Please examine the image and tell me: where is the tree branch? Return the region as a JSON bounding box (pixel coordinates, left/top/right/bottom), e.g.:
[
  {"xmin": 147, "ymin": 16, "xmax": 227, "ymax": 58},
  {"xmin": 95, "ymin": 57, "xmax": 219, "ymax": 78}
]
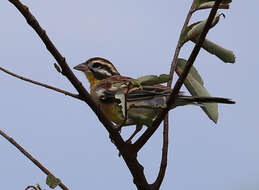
[
  {"xmin": 7, "ymin": 0, "xmax": 123, "ymax": 151},
  {"xmin": 152, "ymin": 3, "xmax": 196, "ymax": 188},
  {"xmin": 151, "ymin": 117, "xmax": 169, "ymax": 189},
  {"xmin": 0, "ymin": 129, "xmax": 69, "ymax": 190},
  {"xmin": 0, "ymin": 66, "xmax": 82, "ymax": 100},
  {"xmin": 8, "ymin": 0, "xmax": 149, "ymax": 189},
  {"xmin": 134, "ymin": 0, "xmax": 223, "ymax": 152},
  {"xmin": 168, "ymin": 1, "xmax": 195, "ymax": 87}
]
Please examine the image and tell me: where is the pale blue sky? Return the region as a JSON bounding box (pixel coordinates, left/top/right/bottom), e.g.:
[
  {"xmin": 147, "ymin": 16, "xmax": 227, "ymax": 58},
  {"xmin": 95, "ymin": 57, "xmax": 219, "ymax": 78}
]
[{"xmin": 1, "ymin": 1, "xmax": 258, "ymax": 190}]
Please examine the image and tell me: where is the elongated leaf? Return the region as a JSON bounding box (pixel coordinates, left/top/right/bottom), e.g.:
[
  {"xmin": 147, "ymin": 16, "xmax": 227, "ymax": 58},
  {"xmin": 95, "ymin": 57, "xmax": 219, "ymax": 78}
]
[
  {"xmin": 192, "ymin": 38, "xmax": 235, "ymax": 63},
  {"xmin": 197, "ymin": 1, "xmax": 230, "ymax": 10},
  {"xmin": 136, "ymin": 74, "xmax": 170, "ymax": 86},
  {"xmin": 194, "ymin": 0, "xmax": 232, "ymax": 9},
  {"xmin": 177, "ymin": 58, "xmax": 204, "ymax": 85},
  {"xmin": 176, "ymin": 59, "xmax": 218, "ymax": 123},
  {"xmin": 180, "ymin": 14, "xmax": 222, "ymax": 44}
]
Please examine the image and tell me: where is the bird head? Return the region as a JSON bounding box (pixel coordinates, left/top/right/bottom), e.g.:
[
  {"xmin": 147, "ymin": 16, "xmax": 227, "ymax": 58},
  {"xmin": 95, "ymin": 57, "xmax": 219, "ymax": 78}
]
[{"xmin": 74, "ymin": 57, "xmax": 120, "ymax": 89}]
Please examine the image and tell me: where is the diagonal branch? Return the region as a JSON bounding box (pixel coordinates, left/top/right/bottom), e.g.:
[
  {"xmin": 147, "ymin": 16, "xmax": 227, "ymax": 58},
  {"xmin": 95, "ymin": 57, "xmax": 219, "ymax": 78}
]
[
  {"xmin": 0, "ymin": 66, "xmax": 82, "ymax": 100},
  {"xmin": 8, "ymin": 0, "xmax": 149, "ymax": 189},
  {"xmin": 134, "ymin": 0, "xmax": 223, "ymax": 152},
  {"xmin": 168, "ymin": 1, "xmax": 196, "ymax": 87},
  {"xmin": 152, "ymin": 3, "xmax": 196, "ymax": 188},
  {"xmin": 8, "ymin": 0, "xmax": 122, "ymax": 148},
  {"xmin": 0, "ymin": 129, "xmax": 69, "ymax": 190}
]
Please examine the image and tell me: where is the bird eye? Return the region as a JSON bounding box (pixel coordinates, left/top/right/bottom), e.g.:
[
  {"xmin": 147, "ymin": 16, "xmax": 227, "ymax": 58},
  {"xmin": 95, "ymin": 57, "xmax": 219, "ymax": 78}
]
[{"xmin": 92, "ymin": 62, "xmax": 101, "ymax": 68}]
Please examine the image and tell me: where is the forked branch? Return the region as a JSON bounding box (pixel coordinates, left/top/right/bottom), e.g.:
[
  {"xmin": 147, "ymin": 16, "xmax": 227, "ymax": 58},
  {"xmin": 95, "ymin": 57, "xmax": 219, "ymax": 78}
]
[
  {"xmin": 7, "ymin": 0, "xmax": 123, "ymax": 148},
  {"xmin": 7, "ymin": 0, "xmax": 149, "ymax": 189},
  {"xmin": 154, "ymin": 2, "xmax": 196, "ymax": 187},
  {"xmin": 5, "ymin": 0, "xmax": 224, "ymax": 189},
  {"xmin": 134, "ymin": 0, "xmax": 224, "ymax": 153}
]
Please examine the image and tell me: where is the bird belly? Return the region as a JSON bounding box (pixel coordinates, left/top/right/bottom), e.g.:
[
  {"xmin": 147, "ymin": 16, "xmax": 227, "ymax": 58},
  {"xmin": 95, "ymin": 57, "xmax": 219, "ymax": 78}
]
[
  {"xmin": 100, "ymin": 103, "xmax": 125, "ymax": 124},
  {"xmin": 127, "ymin": 107, "xmax": 160, "ymax": 127},
  {"xmin": 100, "ymin": 103, "xmax": 161, "ymax": 127}
]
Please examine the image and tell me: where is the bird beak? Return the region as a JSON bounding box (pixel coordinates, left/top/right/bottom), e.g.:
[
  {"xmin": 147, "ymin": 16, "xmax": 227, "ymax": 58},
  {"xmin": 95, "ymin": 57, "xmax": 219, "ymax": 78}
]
[{"xmin": 73, "ymin": 63, "xmax": 88, "ymax": 71}]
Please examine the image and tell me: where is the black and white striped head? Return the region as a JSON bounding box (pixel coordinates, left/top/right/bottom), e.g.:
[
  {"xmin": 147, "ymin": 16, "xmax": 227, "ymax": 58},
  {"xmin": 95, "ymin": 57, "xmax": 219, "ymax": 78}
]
[{"xmin": 74, "ymin": 57, "xmax": 120, "ymax": 80}]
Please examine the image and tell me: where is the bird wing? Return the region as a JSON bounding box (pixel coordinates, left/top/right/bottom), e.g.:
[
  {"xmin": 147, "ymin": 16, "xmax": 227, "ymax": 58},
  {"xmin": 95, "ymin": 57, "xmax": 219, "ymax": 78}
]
[
  {"xmin": 125, "ymin": 85, "xmax": 172, "ymax": 109},
  {"xmin": 94, "ymin": 76, "xmax": 235, "ymax": 108},
  {"xmin": 127, "ymin": 85, "xmax": 171, "ymax": 101}
]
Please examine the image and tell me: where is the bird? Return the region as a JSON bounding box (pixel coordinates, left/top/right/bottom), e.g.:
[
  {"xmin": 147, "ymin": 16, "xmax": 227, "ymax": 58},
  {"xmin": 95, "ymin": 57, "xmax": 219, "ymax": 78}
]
[{"xmin": 74, "ymin": 57, "xmax": 235, "ymax": 142}]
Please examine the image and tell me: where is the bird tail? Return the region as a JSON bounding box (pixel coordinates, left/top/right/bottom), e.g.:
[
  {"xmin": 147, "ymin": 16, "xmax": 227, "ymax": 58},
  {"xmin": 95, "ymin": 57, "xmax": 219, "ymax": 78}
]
[{"xmin": 175, "ymin": 96, "xmax": 235, "ymax": 107}]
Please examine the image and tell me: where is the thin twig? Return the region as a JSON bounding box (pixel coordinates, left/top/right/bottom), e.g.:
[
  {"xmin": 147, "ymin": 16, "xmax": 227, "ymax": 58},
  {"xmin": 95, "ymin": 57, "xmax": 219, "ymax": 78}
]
[
  {"xmin": 152, "ymin": 117, "xmax": 169, "ymax": 189},
  {"xmin": 153, "ymin": 3, "xmax": 196, "ymax": 188},
  {"xmin": 0, "ymin": 66, "xmax": 82, "ymax": 100},
  {"xmin": 168, "ymin": 1, "xmax": 196, "ymax": 87},
  {"xmin": 0, "ymin": 129, "xmax": 69, "ymax": 190},
  {"xmin": 134, "ymin": 0, "xmax": 223, "ymax": 152}
]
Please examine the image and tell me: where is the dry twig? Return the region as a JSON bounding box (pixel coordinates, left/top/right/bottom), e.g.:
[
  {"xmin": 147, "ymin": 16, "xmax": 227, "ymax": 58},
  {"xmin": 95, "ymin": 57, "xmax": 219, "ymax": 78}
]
[
  {"xmin": 0, "ymin": 129, "xmax": 69, "ymax": 190},
  {"xmin": 0, "ymin": 66, "xmax": 82, "ymax": 100}
]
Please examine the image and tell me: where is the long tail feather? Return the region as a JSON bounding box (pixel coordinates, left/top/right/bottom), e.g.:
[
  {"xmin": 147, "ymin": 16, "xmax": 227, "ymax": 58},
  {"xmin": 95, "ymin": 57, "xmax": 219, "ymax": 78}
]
[{"xmin": 177, "ymin": 96, "xmax": 235, "ymax": 104}]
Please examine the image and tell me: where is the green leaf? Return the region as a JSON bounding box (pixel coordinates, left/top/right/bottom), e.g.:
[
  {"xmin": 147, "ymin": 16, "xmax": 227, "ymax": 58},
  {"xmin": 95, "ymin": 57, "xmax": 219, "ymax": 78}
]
[
  {"xmin": 194, "ymin": 0, "xmax": 232, "ymax": 10},
  {"xmin": 197, "ymin": 1, "xmax": 230, "ymax": 10},
  {"xmin": 176, "ymin": 59, "xmax": 218, "ymax": 123},
  {"xmin": 54, "ymin": 63, "xmax": 62, "ymax": 73},
  {"xmin": 46, "ymin": 175, "xmax": 61, "ymax": 189},
  {"xmin": 180, "ymin": 14, "xmax": 222, "ymax": 44},
  {"xmin": 177, "ymin": 58, "xmax": 204, "ymax": 85},
  {"xmin": 192, "ymin": 38, "xmax": 235, "ymax": 63},
  {"xmin": 136, "ymin": 74, "xmax": 170, "ymax": 86}
]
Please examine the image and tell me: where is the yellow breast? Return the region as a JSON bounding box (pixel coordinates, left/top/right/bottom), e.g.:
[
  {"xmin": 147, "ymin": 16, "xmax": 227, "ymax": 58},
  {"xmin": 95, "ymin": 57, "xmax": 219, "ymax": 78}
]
[
  {"xmin": 86, "ymin": 73, "xmax": 124, "ymax": 124},
  {"xmin": 85, "ymin": 72, "xmax": 99, "ymax": 92},
  {"xmin": 100, "ymin": 103, "xmax": 124, "ymax": 124}
]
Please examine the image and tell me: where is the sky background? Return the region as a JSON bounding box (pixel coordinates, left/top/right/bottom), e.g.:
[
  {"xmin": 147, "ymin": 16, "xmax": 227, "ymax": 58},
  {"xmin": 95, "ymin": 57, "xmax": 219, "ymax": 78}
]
[{"xmin": 0, "ymin": 1, "xmax": 258, "ymax": 190}]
